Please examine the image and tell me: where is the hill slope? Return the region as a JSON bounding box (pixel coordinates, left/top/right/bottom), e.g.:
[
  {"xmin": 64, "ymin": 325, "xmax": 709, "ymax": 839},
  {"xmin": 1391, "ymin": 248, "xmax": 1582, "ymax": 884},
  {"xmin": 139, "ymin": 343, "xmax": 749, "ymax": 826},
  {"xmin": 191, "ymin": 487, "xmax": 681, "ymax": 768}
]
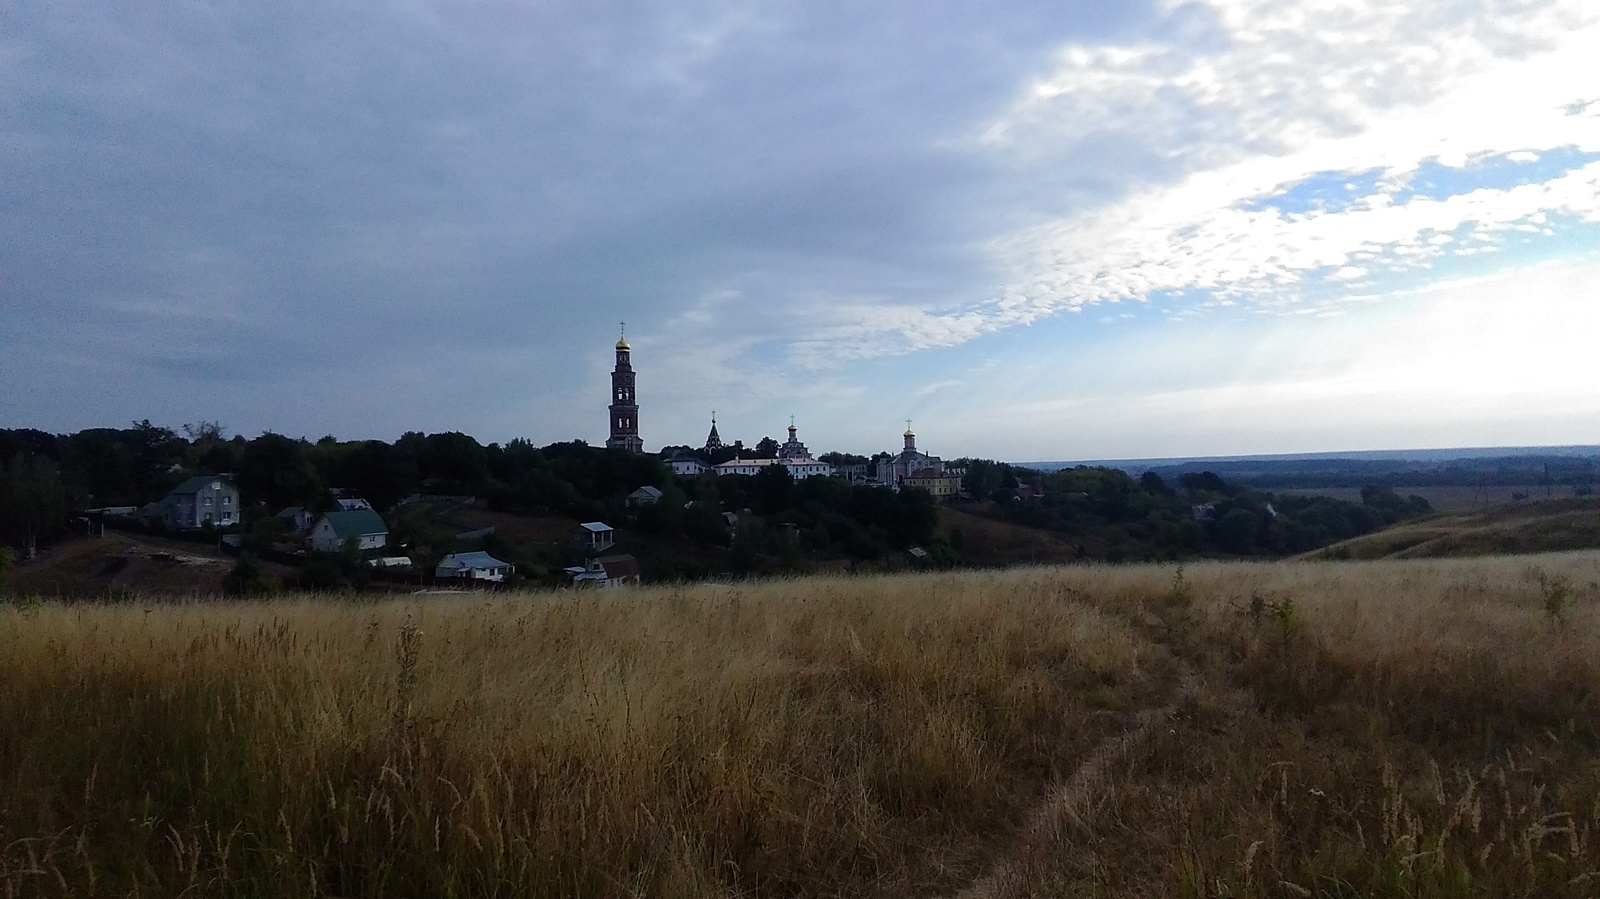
[{"xmin": 1305, "ymin": 497, "xmax": 1600, "ymax": 560}]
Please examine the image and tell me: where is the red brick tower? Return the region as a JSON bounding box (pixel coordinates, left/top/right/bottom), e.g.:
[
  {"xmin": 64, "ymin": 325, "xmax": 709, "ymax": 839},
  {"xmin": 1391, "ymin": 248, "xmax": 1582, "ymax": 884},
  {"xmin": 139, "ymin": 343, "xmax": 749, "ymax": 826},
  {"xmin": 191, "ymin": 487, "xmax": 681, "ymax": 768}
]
[{"xmin": 605, "ymin": 325, "xmax": 643, "ymax": 453}]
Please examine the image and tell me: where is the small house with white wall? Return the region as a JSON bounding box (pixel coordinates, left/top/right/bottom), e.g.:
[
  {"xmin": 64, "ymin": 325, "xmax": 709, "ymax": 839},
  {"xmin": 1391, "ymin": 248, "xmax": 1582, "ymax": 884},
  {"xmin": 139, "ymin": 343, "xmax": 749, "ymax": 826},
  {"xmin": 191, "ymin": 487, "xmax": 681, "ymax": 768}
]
[
  {"xmin": 666, "ymin": 450, "xmax": 708, "ymax": 477},
  {"xmin": 310, "ymin": 509, "xmax": 389, "ymax": 553},
  {"xmin": 435, "ymin": 551, "xmax": 514, "ymax": 582},
  {"xmin": 570, "ymin": 554, "xmax": 641, "ymax": 588}
]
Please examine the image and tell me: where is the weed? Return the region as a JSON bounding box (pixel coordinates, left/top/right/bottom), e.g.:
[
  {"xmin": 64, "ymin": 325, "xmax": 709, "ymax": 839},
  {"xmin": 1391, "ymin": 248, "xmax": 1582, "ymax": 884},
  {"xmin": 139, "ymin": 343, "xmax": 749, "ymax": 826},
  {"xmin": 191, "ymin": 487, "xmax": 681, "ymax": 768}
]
[{"xmin": 1537, "ymin": 571, "xmax": 1573, "ymax": 625}]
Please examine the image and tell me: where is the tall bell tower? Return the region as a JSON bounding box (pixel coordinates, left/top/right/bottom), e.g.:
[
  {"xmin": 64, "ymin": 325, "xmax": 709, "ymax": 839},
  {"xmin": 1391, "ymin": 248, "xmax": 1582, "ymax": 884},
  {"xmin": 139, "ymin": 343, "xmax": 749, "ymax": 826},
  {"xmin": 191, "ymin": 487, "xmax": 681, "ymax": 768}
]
[{"xmin": 605, "ymin": 324, "xmax": 644, "ymax": 453}]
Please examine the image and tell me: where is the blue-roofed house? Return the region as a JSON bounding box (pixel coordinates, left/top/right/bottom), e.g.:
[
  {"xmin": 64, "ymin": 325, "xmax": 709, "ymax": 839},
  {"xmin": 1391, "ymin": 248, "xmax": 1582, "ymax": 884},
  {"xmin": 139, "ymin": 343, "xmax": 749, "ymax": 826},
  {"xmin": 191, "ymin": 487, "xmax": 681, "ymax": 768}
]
[
  {"xmin": 434, "ymin": 551, "xmax": 515, "ymax": 582},
  {"xmin": 310, "ymin": 508, "xmax": 389, "ymax": 553}
]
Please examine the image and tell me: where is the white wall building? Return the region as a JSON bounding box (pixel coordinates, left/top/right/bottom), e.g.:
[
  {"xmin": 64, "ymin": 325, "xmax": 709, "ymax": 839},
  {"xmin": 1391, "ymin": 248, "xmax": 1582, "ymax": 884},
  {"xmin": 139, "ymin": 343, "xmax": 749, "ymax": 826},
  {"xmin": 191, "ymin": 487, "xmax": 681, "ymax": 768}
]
[
  {"xmin": 435, "ymin": 551, "xmax": 514, "ymax": 582},
  {"xmin": 310, "ymin": 509, "xmax": 389, "ymax": 553}
]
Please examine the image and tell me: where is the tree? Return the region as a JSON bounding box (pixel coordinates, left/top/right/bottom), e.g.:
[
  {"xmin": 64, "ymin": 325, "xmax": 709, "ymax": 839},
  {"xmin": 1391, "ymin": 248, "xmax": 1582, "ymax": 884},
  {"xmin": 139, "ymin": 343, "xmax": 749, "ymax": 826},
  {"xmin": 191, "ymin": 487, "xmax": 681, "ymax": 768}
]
[
  {"xmin": 237, "ymin": 433, "xmax": 323, "ymax": 510},
  {"xmin": 1214, "ymin": 508, "xmax": 1260, "ymax": 555},
  {"xmin": 1179, "ymin": 471, "xmax": 1229, "ymax": 495},
  {"xmin": 0, "ymin": 453, "xmax": 69, "ymax": 549},
  {"xmin": 127, "ymin": 420, "xmax": 185, "ymax": 496},
  {"xmin": 224, "ymin": 552, "xmax": 273, "ymax": 596},
  {"xmin": 751, "ymin": 463, "xmax": 795, "ymax": 515},
  {"xmin": 332, "ymin": 440, "xmax": 418, "ymax": 511},
  {"xmin": 420, "ymin": 432, "xmax": 489, "ymax": 487},
  {"xmin": 959, "ymin": 458, "xmax": 1012, "ymax": 499},
  {"xmin": 753, "ymin": 436, "xmax": 780, "ymax": 459},
  {"xmin": 1139, "ymin": 471, "xmax": 1173, "ymax": 495}
]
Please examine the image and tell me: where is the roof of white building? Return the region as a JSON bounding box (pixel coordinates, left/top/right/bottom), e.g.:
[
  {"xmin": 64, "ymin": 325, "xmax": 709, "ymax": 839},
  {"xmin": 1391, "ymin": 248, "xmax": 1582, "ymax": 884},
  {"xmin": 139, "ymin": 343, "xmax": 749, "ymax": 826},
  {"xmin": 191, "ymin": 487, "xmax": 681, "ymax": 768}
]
[{"xmin": 437, "ymin": 551, "xmax": 511, "ymax": 571}]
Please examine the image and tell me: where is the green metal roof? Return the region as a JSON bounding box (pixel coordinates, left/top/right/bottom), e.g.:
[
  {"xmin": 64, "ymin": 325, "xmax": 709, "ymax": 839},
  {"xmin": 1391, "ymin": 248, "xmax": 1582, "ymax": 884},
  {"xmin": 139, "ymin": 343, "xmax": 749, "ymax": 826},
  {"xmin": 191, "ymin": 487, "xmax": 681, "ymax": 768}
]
[{"xmin": 320, "ymin": 508, "xmax": 387, "ymax": 537}]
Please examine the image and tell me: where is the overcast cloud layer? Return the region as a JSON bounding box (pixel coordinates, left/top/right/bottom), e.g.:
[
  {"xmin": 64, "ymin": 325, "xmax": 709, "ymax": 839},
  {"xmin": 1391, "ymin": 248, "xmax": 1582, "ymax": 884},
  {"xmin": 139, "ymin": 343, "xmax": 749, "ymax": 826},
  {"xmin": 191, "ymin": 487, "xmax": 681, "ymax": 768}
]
[{"xmin": 3, "ymin": 1, "xmax": 1597, "ymax": 460}]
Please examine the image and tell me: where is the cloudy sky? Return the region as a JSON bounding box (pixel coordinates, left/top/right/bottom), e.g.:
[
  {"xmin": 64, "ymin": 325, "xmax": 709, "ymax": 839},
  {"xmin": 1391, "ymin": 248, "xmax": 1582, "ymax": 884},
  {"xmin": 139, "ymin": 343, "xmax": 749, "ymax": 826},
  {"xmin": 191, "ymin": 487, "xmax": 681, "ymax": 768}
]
[{"xmin": 4, "ymin": 1, "xmax": 1598, "ymax": 461}]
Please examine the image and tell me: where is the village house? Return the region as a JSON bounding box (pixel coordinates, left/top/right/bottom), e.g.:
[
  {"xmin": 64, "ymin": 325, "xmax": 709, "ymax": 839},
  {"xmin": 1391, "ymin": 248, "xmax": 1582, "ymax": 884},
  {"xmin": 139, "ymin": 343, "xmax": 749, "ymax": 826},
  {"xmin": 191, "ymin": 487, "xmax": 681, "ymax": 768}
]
[
  {"xmin": 665, "ymin": 449, "xmax": 709, "ymax": 477},
  {"xmin": 435, "ymin": 551, "xmax": 514, "ymax": 582},
  {"xmin": 902, "ymin": 466, "xmax": 964, "ymax": 500},
  {"xmin": 275, "ymin": 505, "xmax": 314, "ymax": 535},
  {"xmin": 568, "ymin": 553, "xmax": 641, "ymax": 588},
  {"xmin": 309, "ymin": 508, "xmax": 389, "ymax": 553},
  {"xmin": 141, "ymin": 477, "xmax": 240, "ymax": 530},
  {"xmin": 626, "ymin": 486, "xmax": 664, "ymax": 507}
]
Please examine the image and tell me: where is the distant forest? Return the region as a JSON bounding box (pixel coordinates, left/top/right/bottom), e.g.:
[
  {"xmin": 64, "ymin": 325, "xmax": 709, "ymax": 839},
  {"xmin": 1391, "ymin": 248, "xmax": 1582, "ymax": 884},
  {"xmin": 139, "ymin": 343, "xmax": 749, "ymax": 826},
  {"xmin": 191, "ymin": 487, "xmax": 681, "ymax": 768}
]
[
  {"xmin": 2, "ymin": 422, "xmax": 1448, "ymax": 580},
  {"xmin": 1079, "ymin": 452, "xmax": 1600, "ymax": 491}
]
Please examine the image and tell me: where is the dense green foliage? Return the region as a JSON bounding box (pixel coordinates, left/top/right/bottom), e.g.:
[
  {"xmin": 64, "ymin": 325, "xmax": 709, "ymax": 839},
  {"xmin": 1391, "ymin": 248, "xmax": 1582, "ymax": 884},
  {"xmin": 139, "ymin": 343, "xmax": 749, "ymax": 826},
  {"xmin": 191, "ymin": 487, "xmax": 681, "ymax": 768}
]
[
  {"xmin": 956, "ymin": 459, "xmax": 1433, "ymax": 560},
  {"xmin": 2, "ymin": 425, "xmax": 1430, "ymax": 577}
]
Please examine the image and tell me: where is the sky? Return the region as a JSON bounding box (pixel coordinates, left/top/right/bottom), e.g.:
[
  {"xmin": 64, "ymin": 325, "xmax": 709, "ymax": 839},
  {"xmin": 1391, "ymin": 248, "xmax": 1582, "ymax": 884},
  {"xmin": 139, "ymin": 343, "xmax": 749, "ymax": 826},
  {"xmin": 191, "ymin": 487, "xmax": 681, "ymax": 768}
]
[{"xmin": 3, "ymin": 0, "xmax": 1598, "ymax": 462}]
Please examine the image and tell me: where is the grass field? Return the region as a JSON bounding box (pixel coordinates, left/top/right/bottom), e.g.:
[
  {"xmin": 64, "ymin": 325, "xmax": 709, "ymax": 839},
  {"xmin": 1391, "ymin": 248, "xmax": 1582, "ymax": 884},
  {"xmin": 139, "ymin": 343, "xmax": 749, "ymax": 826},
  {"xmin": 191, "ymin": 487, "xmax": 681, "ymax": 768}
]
[
  {"xmin": 1307, "ymin": 497, "xmax": 1600, "ymax": 560},
  {"xmin": 3, "ymin": 555, "xmax": 1599, "ymax": 896}
]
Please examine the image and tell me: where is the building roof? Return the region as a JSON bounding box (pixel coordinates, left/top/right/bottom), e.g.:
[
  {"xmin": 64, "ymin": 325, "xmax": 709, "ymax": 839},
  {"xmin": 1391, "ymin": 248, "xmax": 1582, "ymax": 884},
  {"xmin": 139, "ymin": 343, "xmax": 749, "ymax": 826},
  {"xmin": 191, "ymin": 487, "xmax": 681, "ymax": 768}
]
[
  {"xmin": 628, "ymin": 486, "xmax": 664, "ymax": 499},
  {"xmin": 437, "ymin": 551, "xmax": 511, "ymax": 570},
  {"xmin": 593, "ymin": 554, "xmax": 641, "ymax": 580},
  {"xmin": 319, "ymin": 508, "xmax": 388, "ymax": 538},
  {"xmin": 579, "ymin": 521, "xmax": 614, "ymax": 533},
  {"xmin": 168, "ymin": 476, "xmax": 233, "ymax": 496}
]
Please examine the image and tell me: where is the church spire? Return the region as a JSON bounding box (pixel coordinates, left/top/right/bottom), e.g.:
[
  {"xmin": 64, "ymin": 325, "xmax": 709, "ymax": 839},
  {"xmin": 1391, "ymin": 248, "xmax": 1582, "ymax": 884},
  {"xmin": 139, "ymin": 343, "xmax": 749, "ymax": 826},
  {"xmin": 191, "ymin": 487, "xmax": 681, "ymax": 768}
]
[{"xmin": 704, "ymin": 411, "xmax": 723, "ymax": 451}]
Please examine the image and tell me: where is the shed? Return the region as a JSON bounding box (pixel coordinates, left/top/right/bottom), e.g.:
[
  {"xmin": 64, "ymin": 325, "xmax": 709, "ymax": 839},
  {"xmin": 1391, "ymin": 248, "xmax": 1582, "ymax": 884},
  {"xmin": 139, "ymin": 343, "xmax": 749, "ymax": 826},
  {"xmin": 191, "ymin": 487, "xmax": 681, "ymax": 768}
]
[{"xmin": 574, "ymin": 521, "xmax": 615, "ymax": 552}]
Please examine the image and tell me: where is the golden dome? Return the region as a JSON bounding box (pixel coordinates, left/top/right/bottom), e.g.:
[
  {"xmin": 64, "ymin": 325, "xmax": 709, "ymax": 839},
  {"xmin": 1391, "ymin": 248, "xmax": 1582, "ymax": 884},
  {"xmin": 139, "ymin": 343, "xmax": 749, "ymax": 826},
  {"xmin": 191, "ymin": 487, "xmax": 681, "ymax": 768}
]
[
  {"xmin": 615, "ymin": 336, "xmax": 630, "ymax": 351},
  {"xmin": 903, "ymin": 429, "xmax": 915, "ymax": 439}
]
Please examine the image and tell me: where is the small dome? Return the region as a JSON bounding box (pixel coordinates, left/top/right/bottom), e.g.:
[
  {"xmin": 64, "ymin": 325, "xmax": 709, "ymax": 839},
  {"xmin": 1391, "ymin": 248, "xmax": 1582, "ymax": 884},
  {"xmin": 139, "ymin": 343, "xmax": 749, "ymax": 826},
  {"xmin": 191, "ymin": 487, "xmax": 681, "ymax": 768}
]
[
  {"xmin": 615, "ymin": 337, "xmax": 631, "ymax": 351},
  {"xmin": 903, "ymin": 428, "xmax": 915, "ymax": 439}
]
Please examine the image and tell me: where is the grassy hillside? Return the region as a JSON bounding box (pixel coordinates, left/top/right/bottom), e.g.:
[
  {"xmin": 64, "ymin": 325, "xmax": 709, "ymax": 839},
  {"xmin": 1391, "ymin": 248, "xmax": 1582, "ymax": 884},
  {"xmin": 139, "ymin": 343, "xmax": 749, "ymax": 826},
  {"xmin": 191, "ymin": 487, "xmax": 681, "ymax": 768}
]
[
  {"xmin": 3, "ymin": 531, "xmax": 298, "ymax": 599},
  {"xmin": 3, "ymin": 555, "xmax": 1599, "ymax": 896},
  {"xmin": 1306, "ymin": 497, "xmax": 1600, "ymax": 560}
]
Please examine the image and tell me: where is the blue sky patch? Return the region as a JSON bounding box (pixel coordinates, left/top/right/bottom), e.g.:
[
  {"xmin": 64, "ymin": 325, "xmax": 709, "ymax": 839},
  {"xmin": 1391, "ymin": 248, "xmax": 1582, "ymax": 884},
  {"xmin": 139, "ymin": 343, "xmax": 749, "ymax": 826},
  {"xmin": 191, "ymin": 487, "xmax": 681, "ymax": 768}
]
[
  {"xmin": 1393, "ymin": 147, "xmax": 1599, "ymax": 203},
  {"xmin": 1242, "ymin": 168, "xmax": 1387, "ymax": 215}
]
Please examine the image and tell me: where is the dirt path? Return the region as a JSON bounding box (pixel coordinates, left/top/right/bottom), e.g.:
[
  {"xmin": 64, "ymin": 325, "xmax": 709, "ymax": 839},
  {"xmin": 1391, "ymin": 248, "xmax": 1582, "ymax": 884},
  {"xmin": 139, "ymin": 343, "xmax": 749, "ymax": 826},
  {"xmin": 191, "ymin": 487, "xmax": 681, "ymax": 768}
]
[
  {"xmin": 949, "ymin": 592, "xmax": 1255, "ymax": 899},
  {"xmin": 950, "ymin": 664, "xmax": 1201, "ymax": 899}
]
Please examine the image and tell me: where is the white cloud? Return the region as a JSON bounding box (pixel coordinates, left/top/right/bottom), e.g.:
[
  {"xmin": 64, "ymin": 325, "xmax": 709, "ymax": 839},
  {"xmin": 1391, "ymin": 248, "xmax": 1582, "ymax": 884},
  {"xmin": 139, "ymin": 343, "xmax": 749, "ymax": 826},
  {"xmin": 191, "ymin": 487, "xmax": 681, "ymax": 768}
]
[{"xmin": 844, "ymin": 0, "xmax": 1600, "ymax": 353}]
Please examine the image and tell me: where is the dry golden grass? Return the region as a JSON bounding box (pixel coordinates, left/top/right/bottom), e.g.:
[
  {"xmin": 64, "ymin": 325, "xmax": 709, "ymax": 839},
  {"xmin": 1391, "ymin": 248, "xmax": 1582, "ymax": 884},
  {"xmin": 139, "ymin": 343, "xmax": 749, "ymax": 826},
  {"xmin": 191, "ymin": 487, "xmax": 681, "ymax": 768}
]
[
  {"xmin": 1306, "ymin": 497, "xmax": 1600, "ymax": 560},
  {"xmin": 3, "ymin": 555, "xmax": 1599, "ymax": 896},
  {"xmin": 0, "ymin": 572, "xmax": 1157, "ymax": 897}
]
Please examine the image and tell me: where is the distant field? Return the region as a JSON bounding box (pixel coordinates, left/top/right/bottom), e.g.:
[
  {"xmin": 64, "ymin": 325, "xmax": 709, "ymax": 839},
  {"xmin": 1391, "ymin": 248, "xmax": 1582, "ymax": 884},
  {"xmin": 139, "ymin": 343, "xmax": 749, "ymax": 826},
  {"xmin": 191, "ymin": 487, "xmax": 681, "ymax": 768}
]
[
  {"xmin": 5, "ymin": 555, "xmax": 1600, "ymax": 896},
  {"xmin": 1278, "ymin": 483, "xmax": 1587, "ymax": 512}
]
